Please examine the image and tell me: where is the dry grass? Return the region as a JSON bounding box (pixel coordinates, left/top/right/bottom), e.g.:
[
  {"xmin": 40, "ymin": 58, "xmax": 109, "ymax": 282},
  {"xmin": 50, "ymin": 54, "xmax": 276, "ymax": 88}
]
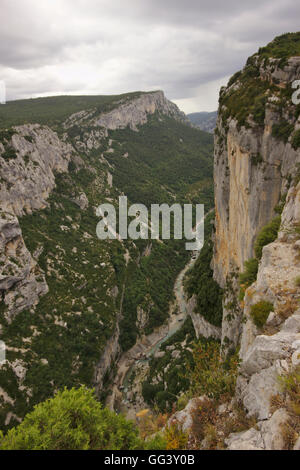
[
  {"xmin": 187, "ymin": 398, "xmax": 257, "ymax": 450},
  {"xmin": 277, "ymin": 297, "xmax": 299, "ymax": 321},
  {"xmin": 137, "ymin": 410, "xmax": 169, "ymax": 440}
]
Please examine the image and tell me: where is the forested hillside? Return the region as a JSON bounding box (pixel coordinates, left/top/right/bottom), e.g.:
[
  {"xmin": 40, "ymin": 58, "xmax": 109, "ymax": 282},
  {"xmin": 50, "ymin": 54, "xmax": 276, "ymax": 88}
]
[{"xmin": 0, "ymin": 91, "xmax": 214, "ymax": 430}]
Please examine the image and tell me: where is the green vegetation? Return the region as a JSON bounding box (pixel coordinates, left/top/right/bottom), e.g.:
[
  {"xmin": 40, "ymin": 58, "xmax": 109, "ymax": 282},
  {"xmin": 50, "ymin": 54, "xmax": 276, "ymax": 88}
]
[
  {"xmin": 120, "ymin": 240, "xmax": 188, "ymax": 350},
  {"xmin": 0, "ymin": 95, "xmax": 215, "ymax": 431},
  {"xmin": 220, "ymin": 69, "xmax": 271, "ymax": 128},
  {"xmin": 251, "ymin": 152, "xmax": 263, "ymax": 166},
  {"xmin": 0, "ymin": 128, "xmax": 18, "ymax": 160},
  {"xmin": 141, "ymin": 316, "xmax": 238, "ymax": 413},
  {"xmin": 292, "ymin": 129, "xmax": 300, "ymax": 150},
  {"xmin": 276, "ymin": 366, "xmax": 300, "ymax": 449},
  {"xmin": 0, "ymin": 129, "xmax": 16, "ymax": 142},
  {"xmin": 0, "ymin": 92, "xmax": 148, "ymax": 129},
  {"xmin": 239, "ymin": 258, "xmax": 259, "ymax": 300},
  {"xmin": 254, "ymin": 215, "xmax": 281, "ymax": 259},
  {"xmin": 184, "ymin": 212, "xmax": 223, "ymax": 327},
  {"xmin": 220, "ymin": 33, "xmax": 300, "ymax": 130},
  {"xmin": 250, "ymin": 300, "xmax": 274, "ymax": 328},
  {"xmin": 239, "ymin": 215, "xmax": 281, "ymax": 300},
  {"xmin": 1, "ymin": 146, "xmax": 18, "ymax": 160},
  {"xmin": 103, "ymin": 114, "xmax": 214, "ymax": 207},
  {"xmin": 272, "ymin": 121, "xmax": 294, "ymax": 143},
  {"xmin": 188, "ymin": 341, "xmax": 239, "ymax": 401},
  {"xmin": 257, "ymin": 32, "xmax": 300, "ymax": 63},
  {"xmin": 0, "ymin": 387, "xmax": 141, "ymax": 450}
]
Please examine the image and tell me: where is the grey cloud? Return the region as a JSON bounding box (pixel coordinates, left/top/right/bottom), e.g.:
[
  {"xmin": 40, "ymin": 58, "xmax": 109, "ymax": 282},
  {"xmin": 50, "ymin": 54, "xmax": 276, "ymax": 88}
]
[{"xmin": 0, "ymin": 0, "xmax": 299, "ymax": 112}]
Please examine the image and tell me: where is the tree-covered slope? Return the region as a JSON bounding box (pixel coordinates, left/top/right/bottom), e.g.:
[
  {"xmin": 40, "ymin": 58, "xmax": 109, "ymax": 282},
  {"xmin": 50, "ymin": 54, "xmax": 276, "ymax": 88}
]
[{"xmin": 0, "ymin": 91, "xmax": 214, "ymax": 430}]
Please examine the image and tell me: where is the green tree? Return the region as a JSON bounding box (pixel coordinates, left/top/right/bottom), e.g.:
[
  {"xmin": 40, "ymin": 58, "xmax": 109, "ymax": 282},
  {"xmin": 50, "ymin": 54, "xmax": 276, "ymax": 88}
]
[{"xmin": 0, "ymin": 387, "xmax": 141, "ymax": 450}]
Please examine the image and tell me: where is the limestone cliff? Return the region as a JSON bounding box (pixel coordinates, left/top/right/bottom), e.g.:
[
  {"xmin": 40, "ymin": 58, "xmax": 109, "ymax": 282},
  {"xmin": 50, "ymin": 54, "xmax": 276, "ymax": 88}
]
[
  {"xmin": 213, "ymin": 44, "xmax": 300, "ymax": 348},
  {"xmin": 64, "ymin": 90, "xmax": 188, "ymax": 132},
  {"xmin": 213, "ymin": 33, "xmax": 300, "ymax": 449}
]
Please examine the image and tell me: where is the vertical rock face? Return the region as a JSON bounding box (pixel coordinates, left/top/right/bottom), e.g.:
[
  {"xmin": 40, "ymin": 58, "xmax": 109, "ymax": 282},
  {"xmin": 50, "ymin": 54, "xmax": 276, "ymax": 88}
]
[
  {"xmin": 213, "ymin": 48, "xmax": 300, "ymax": 348},
  {"xmin": 212, "ymin": 34, "xmax": 300, "ymax": 448}
]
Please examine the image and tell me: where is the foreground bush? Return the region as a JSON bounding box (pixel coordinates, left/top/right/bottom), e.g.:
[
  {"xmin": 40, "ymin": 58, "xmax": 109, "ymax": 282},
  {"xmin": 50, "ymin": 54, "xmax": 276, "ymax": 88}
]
[{"xmin": 0, "ymin": 387, "xmax": 141, "ymax": 450}]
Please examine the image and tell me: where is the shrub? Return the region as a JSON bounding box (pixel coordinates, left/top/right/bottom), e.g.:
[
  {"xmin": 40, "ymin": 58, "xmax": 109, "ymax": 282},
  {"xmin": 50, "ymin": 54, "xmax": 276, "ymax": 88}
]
[
  {"xmin": 272, "ymin": 121, "xmax": 294, "ymax": 143},
  {"xmin": 190, "ymin": 397, "xmax": 218, "ymax": 445},
  {"xmin": 188, "ymin": 341, "xmax": 239, "ymax": 401},
  {"xmin": 292, "ymin": 129, "xmax": 300, "ymax": 150},
  {"xmin": 254, "ymin": 215, "xmax": 281, "ymax": 259},
  {"xmin": 250, "ymin": 300, "xmax": 274, "ymax": 328},
  {"xmin": 251, "ymin": 153, "xmax": 263, "ymax": 166},
  {"xmin": 1, "ymin": 146, "xmax": 18, "ymax": 160},
  {"xmin": 164, "ymin": 424, "xmax": 188, "ymax": 450},
  {"xmin": 0, "ymin": 129, "xmax": 15, "ymax": 142},
  {"xmin": 239, "ymin": 258, "xmax": 259, "ymax": 294},
  {"xmin": 184, "ymin": 238, "xmax": 223, "ymax": 327},
  {"xmin": 0, "ymin": 387, "xmax": 141, "ymax": 450},
  {"xmin": 239, "ymin": 216, "xmax": 281, "ymax": 299},
  {"xmin": 143, "ymin": 433, "xmax": 167, "ymax": 450},
  {"xmin": 276, "ymin": 366, "xmax": 300, "ymax": 449}
]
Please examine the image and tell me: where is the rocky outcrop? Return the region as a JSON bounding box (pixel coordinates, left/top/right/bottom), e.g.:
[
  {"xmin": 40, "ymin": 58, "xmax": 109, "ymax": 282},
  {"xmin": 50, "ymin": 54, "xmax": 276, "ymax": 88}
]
[
  {"xmin": 235, "ymin": 181, "xmax": 300, "ymax": 419},
  {"xmin": 94, "ymin": 324, "xmax": 121, "ymax": 394},
  {"xmin": 186, "ymin": 295, "xmax": 221, "ymax": 340},
  {"xmin": 0, "ymin": 124, "xmax": 72, "ymax": 216},
  {"xmin": 0, "ymin": 124, "xmax": 73, "ymax": 320},
  {"xmin": 0, "ymin": 212, "xmax": 48, "ymax": 321},
  {"xmin": 226, "ymin": 408, "xmax": 290, "ymax": 450},
  {"xmin": 64, "ymin": 91, "xmax": 188, "ymax": 132}
]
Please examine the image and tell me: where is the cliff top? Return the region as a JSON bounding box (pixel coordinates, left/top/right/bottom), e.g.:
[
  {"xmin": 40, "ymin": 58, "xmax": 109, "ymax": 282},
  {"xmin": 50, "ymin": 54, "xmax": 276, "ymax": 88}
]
[
  {"xmin": 257, "ymin": 32, "xmax": 300, "ymax": 61},
  {"xmin": 0, "ymin": 90, "xmax": 164, "ymax": 129},
  {"xmin": 219, "ymin": 32, "xmax": 300, "ymax": 130}
]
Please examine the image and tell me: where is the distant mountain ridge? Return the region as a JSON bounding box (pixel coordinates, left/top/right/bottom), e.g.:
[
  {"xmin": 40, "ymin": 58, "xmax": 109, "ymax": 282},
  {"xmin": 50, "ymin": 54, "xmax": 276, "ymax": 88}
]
[{"xmin": 187, "ymin": 111, "xmax": 217, "ymax": 133}]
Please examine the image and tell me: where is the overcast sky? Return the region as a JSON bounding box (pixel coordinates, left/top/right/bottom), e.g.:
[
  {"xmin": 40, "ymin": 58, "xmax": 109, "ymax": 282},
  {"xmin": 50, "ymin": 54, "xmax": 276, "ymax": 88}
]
[{"xmin": 1, "ymin": 0, "xmax": 300, "ymax": 113}]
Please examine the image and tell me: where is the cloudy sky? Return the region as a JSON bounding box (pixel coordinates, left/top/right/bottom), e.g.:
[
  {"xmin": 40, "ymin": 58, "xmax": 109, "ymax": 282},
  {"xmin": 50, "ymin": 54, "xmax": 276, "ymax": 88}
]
[{"xmin": 1, "ymin": 0, "xmax": 300, "ymax": 113}]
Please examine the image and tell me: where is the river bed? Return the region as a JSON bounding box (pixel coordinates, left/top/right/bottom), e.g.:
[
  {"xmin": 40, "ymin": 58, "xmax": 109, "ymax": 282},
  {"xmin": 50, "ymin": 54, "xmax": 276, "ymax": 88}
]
[{"xmin": 106, "ymin": 248, "xmax": 200, "ymax": 418}]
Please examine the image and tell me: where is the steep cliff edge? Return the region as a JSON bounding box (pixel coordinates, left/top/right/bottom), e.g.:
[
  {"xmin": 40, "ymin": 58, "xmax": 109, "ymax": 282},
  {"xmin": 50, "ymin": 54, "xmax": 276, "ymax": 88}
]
[
  {"xmin": 213, "ymin": 33, "xmax": 300, "ymax": 349},
  {"xmin": 164, "ymin": 34, "xmax": 300, "ymax": 451},
  {"xmin": 213, "ymin": 33, "xmax": 300, "ymax": 449}
]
